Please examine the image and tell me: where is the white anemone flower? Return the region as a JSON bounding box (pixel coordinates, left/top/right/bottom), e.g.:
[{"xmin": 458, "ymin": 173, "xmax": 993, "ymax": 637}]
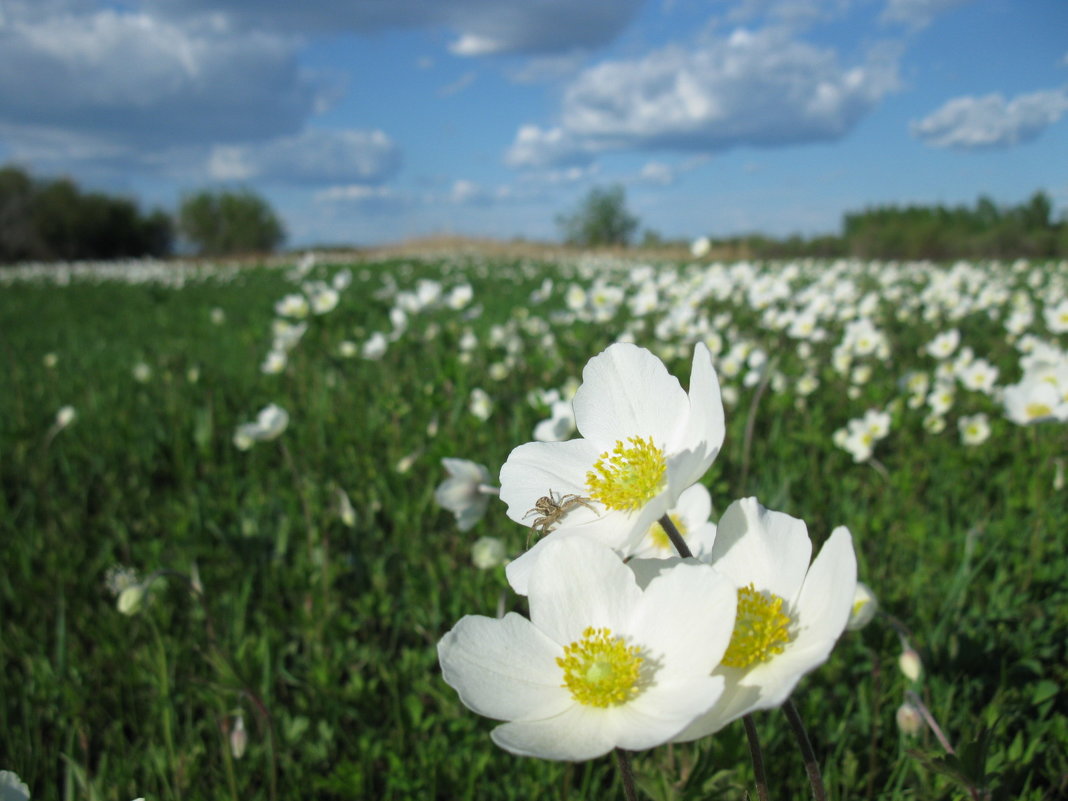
[
  {"xmin": 435, "ymin": 458, "xmax": 496, "ymax": 531},
  {"xmin": 628, "ymin": 483, "xmax": 718, "ymax": 561},
  {"xmin": 438, "ymin": 537, "xmax": 737, "ymax": 761},
  {"xmin": 500, "ymin": 343, "xmax": 724, "ymax": 589},
  {"xmin": 647, "ymin": 497, "xmax": 856, "ymax": 741},
  {"xmin": 0, "ymin": 770, "xmax": 30, "ymax": 801}
]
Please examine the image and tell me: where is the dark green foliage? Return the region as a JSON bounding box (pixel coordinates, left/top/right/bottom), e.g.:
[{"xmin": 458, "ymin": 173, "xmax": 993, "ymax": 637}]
[
  {"xmin": 0, "ymin": 165, "xmax": 173, "ymax": 263},
  {"xmin": 557, "ymin": 184, "xmax": 640, "ymax": 247},
  {"xmin": 178, "ymin": 188, "xmax": 285, "ymax": 256},
  {"xmin": 699, "ymin": 191, "xmax": 1067, "ymax": 260}
]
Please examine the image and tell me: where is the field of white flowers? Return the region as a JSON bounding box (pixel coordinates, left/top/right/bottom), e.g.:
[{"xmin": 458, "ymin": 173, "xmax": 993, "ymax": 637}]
[{"xmin": 2, "ymin": 251, "xmax": 1065, "ymax": 800}]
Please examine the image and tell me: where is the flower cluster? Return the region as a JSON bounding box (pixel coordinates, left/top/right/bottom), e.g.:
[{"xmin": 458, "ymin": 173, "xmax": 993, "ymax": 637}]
[{"xmin": 438, "ymin": 343, "xmax": 857, "ymax": 762}]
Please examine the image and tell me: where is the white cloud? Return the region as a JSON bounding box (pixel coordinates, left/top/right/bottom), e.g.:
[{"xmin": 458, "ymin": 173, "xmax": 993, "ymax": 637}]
[
  {"xmin": 207, "ymin": 129, "xmax": 401, "ymax": 185},
  {"xmin": 505, "ymin": 125, "xmax": 598, "ymax": 168},
  {"xmin": 0, "ymin": 8, "xmax": 322, "ymax": 148},
  {"xmin": 506, "ymin": 27, "xmax": 900, "ymax": 166},
  {"xmin": 638, "ymin": 161, "xmax": 677, "ymax": 186},
  {"xmin": 880, "ymin": 0, "xmax": 974, "ymax": 30},
  {"xmin": 151, "ymin": 0, "xmax": 644, "ymax": 56},
  {"xmin": 911, "ymin": 88, "xmax": 1068, "ymax": 149}
]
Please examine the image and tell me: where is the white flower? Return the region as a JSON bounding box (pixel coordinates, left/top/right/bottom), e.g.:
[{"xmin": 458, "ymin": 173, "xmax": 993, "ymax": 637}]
[
  {"xmin": 55, "ymin": 405, "xmax": 76, "ymax": 430},
  {"xmin": 261, "ymin": 350, "xmax": 287, "ymax": 375},
  {"xmin": 275, "ymin": 293, "xmax": 309, "ymax": 319},
  {"xmin": 438, "ymin": 537, "xmax": 737, "ymax": 761},
  {"xmin": 847, "ymin": 582, "xmax": 878, "ymax": 631},
  {"xmin": 925, "ymin": 328, "xmax": 960, "ymax": 359},
  {"xmin": 132, "ymin": 362, "xmax": 152, "ymax": 383},
  {"xmin": 469, "ymin": 388, "xmax": 493, "ymax": 421},
  {"xmin": 500, "ymin": 343, "xmax": 724, "ymax": 574},
  {"xmin": 1003, "ymin": 362, "xmax": 1068, "ymax": 424},
  {"xmin": 533, "ymin": 400, "xmax": 577, "ymax": 442},
  {"xmin": 668, "ymin": 497, "xmax": 856, "ymax": 740},
  {"xmin": 309, "ymin": 286, "xmax": 340, "ymax": 315},
  {"xmin": 691, "ymin": 236, "xmax": 711, "ymax": 258},
  {"xmin": 958, "ymin": 413, "xmax": 991, "ymax": 446},
  {"xmin": 472, "ymin": 536, "xmax": 508, "ymax": 569},
  {"xmin": 210, "ymin": 307, "xmax": 226, "ymax": 325},
  {"xmin": 234, "ymin": 404, "xmax": 289, "ymax": 448},
  {"xmin": 435, "ymin": 458, "xmax": 495, "ymax": 531},
  {"xmin": 628, "ymin": 483, "xmax": 718, "ymax": 561},
  {"xmin": 0, "ymin": 770, "xmax": 30, "ymax": 801},
  {"xmin": 362, "ymin": 332, "xmax": 388, "ymax": 360}
]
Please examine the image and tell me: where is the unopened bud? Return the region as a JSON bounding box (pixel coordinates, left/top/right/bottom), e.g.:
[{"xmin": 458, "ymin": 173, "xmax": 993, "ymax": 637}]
[
  {"xmin": 471, "ymin": 536, "xmax": 507, "ymax": 570},
  {"xmin": 117, "ymin": 584, "xmax": 145, "ymax": 615},
  {"xmin": 336, "ymin": 488, "xmax": 357, "ymax": 528},
  {"xmin": 898, "ymin": 648, "xmax": 923, "ymax": 682},
  {"xmin": 55, "ymin": 405, "xmax": 76, "ymax": 429},
  {"xmin": 896, "ymin": 701, "xmax": 923, "ymax": 736},
  {"xmin": 846, "ymin": 581, "xmax": 878, "ymax": 631},
  {"xmin": 230, "ymin": 714, "xmax": 247, "ymax": 759}
]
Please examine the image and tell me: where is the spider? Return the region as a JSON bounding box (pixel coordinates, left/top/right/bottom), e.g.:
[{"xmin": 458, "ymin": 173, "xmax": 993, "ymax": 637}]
[{"xmin": 523, "ymin": 490, "xmax": 596, "ymax": 544}]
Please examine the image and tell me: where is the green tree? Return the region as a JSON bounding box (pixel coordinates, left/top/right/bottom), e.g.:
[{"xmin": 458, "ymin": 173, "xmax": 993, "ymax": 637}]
[
  {"xmin": 178, "ymin": 188, "xmax": 284, "ymax": 256},
  {"xmin": 557, "ymin": 184, "xmax": 639, "ymax": 247}
]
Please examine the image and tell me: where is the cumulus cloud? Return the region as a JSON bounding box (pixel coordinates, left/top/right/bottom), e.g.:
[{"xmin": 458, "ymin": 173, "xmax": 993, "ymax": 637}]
[
  {"xmin": 207, "ymin": 130, "xmax": 401, "ymax": 185},
  {"xmin": 911, "ymin": 88, "xmax": 1068, "ymax": 149},
  {"xmin": 150, "ymin": 0, "xmax": 643, "ymax": 56},
  {"xmin": 506, "ymin": 28, "xmax": 900, "ymax": 167},
  {"xmin": 0, "ymin": 8, "xmax": 321, "ymax": 148}
]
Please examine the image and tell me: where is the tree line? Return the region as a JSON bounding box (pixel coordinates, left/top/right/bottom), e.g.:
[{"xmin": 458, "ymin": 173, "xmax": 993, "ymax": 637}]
[
  {"xmin": 697, "ymin": 191, "xmax": 1068, "ymax": 261},
  {"xmin": 0, "ymin": 165, "xmax": 284, "ymax": 263},
  {"xmin": 562, "ymin": 184, "xmax": 1068, "ymax": 261}
]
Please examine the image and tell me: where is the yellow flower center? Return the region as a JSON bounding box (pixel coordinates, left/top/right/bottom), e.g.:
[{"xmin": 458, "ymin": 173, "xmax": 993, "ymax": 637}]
[
  {"xmin": 1026, "ymin": 402, "xmax": 1052, "ymax": 420},
  {"xmin": 585, "ymin": 436, "xmax": 667, "ymax": 512},
  {"xmin": 557, "ymin": 627, "xmax": 643, "ymax": 707},
  {"xmin": 722, "ymin": 584, "xmax": 794, "ymax": 669},
  {"xmin": 648, "ymin": 513, "xmax": 688, "ymax": 552}
]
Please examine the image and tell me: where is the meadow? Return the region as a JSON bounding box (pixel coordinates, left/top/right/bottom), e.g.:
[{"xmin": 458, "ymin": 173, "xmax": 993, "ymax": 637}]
[{"xmin": 1, "ymin": 250, "xmax": 1065, "ymax": 800}]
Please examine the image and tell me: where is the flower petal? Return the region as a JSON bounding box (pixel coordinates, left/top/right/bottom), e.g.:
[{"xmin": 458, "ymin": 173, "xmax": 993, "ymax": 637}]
[
  {"xmin": 527, "ymin": 537, "xmax": 641, "ymax": 645},
  {"xmin": 499, "ymin": 439, "xmax": 600, "ymax": 525},
  {"xmin": 627, "ymin": 561, "xmax": 737, "ymax": 681},
  {"xmin": 491, "ymin": 704, "xmax": 616, "ymax": 761},
  {"xmin": 707, "ymin": 498, "xmax": 812, "ymax": 603},
  {"xmin": 437, "ymin": 613, "xmax": 571, "ymax": 722},
  {"xmin": 572, "ymin": 343, "xmax": 689, "ymax": 448}
]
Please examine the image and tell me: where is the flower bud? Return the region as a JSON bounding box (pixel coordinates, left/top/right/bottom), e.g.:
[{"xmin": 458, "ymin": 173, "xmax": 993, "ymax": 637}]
[
  {"xmin": 55, "ymin": 405, "xmax": 77, "ymax": 430},
  {"xmin": 472, "ymin": 536, "xmax": 507, "ymax": 570},
  {"xmin": 230, "ymin": 714, "xmax": 248, "ymax": 759},
  {"xmin": 846, "ymin": 581, "xmax": 878, "ymax": 631},
  {"xmin": 117, "ymin": 584, "xmax": 145, "ymax": 615},
  {"xmin": 898, "ymin": 647, "xmax": 923, "ymax": 682},
  {"xmin": 896, "ymin": 701, "xmax": 923, "ymax": 736}
]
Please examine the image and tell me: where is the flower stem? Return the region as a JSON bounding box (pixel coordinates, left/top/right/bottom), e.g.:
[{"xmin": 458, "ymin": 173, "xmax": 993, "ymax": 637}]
[
  {"xmin": 614, "ymin": 748, "xmax": 639, "ymax": 801},
  {"xmin": 657, "ymin": 513, "xmax": 693, "ymax": 559},
  {"xmin": 783, "ymin": 699, "xmax": 826, "ymax": 801},
  {"xmin": 742, "ymin": 714, "xmax": 770, "ymax": 801}
]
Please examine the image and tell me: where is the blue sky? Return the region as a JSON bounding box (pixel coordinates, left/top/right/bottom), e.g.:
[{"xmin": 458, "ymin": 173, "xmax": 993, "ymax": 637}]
[{"xmin": 1, "ymin": 0, "xmax": 1066, "ymax": 247}]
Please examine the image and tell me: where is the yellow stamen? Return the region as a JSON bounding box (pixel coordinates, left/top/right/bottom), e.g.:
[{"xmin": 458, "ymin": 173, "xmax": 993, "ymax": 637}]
[
  {"xmin": 1026, "ymin": 402, "xmax": 1052, "ymax": 420},
  {"xmin": 648, "ymin": 513, "xmax": 688, "ymax": 552},
  {"xmin": 585, "ymin": 436, "xmax": 667, "ymax": 512},
  {"xmin": 557, "ymin": 627, "xmax": 643, "ymax": 707},
  {"xmin": 722, "ymin": 584, "xmax": 793, "ymax": 669}
]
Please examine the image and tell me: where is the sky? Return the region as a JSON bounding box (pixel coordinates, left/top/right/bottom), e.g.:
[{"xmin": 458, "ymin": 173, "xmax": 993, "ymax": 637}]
[{"xmin": 1, "ymin": 0, "xmax": 1066, "ymax": 248}]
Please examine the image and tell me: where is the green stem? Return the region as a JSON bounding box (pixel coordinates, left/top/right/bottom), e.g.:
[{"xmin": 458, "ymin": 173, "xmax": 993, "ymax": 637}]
[
  {"xmin": 614, "ymin": 748, "xmax": 639, "ymax": 801},
  {"xmin": 657, "ymin": 513, "xmax": 692, "ymax": 559},
  {"xmin": 148, "ymin": 616, "xmax": 181, "ymax": 801},
  {"xmin": 783, "ymin": 699, "xmax": 826, "ymax": 801},
  {"xmin": 743, "ymin": 715, "xmax": 770, "ymax": 801}
]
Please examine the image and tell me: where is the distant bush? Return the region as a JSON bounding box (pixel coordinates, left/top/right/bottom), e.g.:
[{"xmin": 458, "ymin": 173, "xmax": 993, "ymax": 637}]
[
  {"xmin": 557, "ymin": 184, "xmax": 639, "ymax": 248},
  {"xmin": 0, "ymin": 165, "xmax": 173, "ymax": 263},
  {"xmin": 178, "ymin": 188, "xmax": 285, "ymax": 257}
]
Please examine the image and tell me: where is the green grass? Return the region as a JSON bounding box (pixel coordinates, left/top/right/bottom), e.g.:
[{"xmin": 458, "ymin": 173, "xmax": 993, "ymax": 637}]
[{"xmin": 1, "ymin": 255, "xmax": 1066, "ymax": 800}]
